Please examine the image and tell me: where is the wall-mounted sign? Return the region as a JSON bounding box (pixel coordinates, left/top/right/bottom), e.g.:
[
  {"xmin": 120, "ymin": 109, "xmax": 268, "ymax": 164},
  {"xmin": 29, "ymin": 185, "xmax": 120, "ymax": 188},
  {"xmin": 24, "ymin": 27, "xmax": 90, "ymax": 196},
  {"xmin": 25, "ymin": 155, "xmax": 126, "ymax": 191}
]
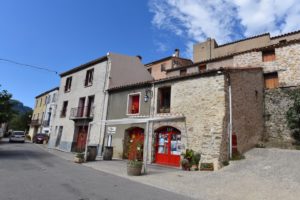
[{"xmin": 107, "ymin": 127, "xmax": 116, "ymax": 135}]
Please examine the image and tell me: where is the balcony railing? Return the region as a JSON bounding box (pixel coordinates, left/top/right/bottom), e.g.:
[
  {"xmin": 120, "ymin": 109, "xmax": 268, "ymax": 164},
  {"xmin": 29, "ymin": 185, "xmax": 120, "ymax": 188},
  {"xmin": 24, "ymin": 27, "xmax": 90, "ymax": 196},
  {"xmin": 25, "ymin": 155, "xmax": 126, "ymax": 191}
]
[
  {"xmin": 42, "ymin": 120, "xmax": 50, "ymax": 127},
  {"xmin": 30, "ymin": 119, "xmax": 42, "ymax": 126},
  {"xmin": 70, "ymin": 106, "xmax": 94, "ymax": 120}
]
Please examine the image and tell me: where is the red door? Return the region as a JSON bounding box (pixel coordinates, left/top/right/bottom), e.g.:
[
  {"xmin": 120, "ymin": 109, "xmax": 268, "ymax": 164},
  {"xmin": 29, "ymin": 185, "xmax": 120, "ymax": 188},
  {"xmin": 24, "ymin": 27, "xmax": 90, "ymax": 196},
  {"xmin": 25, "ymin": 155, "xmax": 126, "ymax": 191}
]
[
  {"xmin": 155, "ymin": 127, "xmax": 181, "ymax": 167},
  {"xmin": 76, "ymin": 126, "xmax": 88, "ymax": 151},
  {"xmin": 127, "ymin": 128, "xmax": 144, "ymax": 160}
]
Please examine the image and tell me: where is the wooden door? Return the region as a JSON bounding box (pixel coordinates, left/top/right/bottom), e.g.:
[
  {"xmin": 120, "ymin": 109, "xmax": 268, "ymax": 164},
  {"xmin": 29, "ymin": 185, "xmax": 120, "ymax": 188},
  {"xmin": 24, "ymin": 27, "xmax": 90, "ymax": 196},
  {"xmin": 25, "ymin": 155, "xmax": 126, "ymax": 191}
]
[
  {"xmin": 127, "ymin": 128, "xmax": 144, "ymax": 161},
  {"xmin": 76, "ymin": 126, "xmax": 88, "ymax": 152}
]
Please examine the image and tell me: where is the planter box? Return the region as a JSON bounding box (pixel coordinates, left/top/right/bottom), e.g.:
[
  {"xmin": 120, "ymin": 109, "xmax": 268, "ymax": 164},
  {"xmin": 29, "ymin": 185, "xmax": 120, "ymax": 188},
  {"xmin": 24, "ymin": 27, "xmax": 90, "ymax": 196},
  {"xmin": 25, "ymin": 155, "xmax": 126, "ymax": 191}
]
[{"xmin": 200, "ymin": 163, "xmax": 214, "ymax": 171}]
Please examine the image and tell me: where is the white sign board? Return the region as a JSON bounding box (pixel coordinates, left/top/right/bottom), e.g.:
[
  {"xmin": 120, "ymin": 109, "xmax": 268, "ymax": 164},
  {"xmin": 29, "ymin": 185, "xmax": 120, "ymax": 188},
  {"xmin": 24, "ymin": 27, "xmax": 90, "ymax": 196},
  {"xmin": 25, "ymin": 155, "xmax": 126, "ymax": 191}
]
[{"xmin": 107, "ymin": 127, "xmax": 116, "ymax": 135}]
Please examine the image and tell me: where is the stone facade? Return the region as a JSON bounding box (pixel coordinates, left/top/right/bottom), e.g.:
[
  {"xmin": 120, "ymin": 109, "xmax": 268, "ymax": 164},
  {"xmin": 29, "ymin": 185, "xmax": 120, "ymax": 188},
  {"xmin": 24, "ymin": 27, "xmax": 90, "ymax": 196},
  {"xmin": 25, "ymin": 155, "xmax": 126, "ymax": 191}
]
[
  {"xmin": 264, "ymin": 87, "xmax": 296, "ymax": 144},
  {"xmin": 154, "ymin": 75, "xmax": 227, "ymax": 169},
  {"xmin": 231, "ymin": 44, "xmax": 300, "ymax": 144}
]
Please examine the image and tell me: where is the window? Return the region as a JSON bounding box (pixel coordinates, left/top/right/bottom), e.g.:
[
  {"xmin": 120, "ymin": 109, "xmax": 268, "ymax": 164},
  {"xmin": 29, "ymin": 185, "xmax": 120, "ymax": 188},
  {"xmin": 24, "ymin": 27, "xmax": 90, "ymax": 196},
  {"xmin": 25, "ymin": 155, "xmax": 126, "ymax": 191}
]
[
  {"xmin": 60, "ymin": 101, "xmax": 68, "ymax": 118},
  {"xmin": 180, "ymin": 69, "xmax": 187, "ymax": 76},
  {"xmin": 127, "ymin": 93, "xmax": 140, "ymax": 115},
  {"xmin": 199, "ymin": 64, "xmax": 206, "ymax": 72},
  {"xmin": 147, "ymin": 68, "xmax": 152, "ymax": 74},
  {"xmin": 64, "ymin": 77, "xmax": 72, "ymax": 92},
  {"xmin": 158, "ymin": 87, "xmax": 171, "ymax": 113},
  {"xmin": 35, "ymin": 100, "xmax": 38, "ymax": 108},
  {"xmin": 161, "ymin": 64, "xmax": 166, "ymax": 72},
  {"xmin": 39, "ymin": 98, "xmax": 42, "ymax": 106},
  {"xmin": 52, "ymin": 93, "xmax": 56, "ymax": 103},
  {"xmin": 264, "ymin": 72, "xmax": 279, "ymax": 89},
  {"xmin": 85, "ymin": 69, "xmax": 94, "ymax": 87},
  {"xmin": 262, "ymin": 49, "xmax": 275, "ymax": 62}
]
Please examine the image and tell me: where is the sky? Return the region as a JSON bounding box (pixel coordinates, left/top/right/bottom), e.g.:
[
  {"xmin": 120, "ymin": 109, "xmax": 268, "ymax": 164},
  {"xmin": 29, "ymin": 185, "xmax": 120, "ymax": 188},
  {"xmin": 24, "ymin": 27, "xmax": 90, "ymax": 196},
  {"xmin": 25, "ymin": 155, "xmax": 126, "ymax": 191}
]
[{"xmin": 1, "ymin": 0, "xmax": 300, "ymax": 108}]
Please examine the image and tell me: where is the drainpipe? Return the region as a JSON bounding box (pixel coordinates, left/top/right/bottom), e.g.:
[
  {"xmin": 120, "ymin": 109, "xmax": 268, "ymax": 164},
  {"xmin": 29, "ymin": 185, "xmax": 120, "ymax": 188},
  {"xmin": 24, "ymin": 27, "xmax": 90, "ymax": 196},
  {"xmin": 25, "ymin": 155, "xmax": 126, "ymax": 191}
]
[
  {"xmin": 228, "ymin": 76, "xmax": 233, "ymax": 159},
  {"xmin": 99, "ymin": 54, "xmax": 111, "ymax": 156}
]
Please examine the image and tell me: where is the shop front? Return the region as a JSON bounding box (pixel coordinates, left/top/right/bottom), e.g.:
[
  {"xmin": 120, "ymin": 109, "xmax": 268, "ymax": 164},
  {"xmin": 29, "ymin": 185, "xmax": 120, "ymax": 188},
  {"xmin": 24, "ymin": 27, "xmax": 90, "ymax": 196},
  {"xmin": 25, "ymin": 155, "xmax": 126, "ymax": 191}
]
[{"xmin": 155, "ymin": 126, "xmax": 181, "ymax": 167}]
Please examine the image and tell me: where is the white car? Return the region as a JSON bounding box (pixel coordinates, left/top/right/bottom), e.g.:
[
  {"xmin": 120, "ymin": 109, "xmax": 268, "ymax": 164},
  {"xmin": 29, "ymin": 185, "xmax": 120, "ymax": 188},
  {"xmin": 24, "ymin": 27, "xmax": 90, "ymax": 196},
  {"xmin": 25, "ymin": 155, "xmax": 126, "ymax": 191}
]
[{"xmin": 9, "ymin": 131, "xmax": 25, "ymax": 143}]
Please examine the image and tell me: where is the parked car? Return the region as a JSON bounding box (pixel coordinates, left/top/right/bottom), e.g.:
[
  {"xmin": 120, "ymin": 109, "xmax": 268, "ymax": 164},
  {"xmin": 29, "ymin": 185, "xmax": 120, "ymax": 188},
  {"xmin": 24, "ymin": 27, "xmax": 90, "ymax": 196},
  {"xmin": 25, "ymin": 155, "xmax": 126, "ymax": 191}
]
[
  {"xmin": 33, "ymin": 133, "xmax": 49, "ymax": 144},
  {"xmin": 9, "ymin": 131, "xmax": 25, "ymax": 143}
]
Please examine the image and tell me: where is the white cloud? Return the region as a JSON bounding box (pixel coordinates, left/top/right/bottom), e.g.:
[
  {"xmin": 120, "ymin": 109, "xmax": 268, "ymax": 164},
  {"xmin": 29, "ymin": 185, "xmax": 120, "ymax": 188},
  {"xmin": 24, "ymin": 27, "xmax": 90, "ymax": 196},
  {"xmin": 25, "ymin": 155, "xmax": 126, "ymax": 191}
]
[{"xmin": 149, "ymin": 0, "xmax": 300, "ymax": 56}]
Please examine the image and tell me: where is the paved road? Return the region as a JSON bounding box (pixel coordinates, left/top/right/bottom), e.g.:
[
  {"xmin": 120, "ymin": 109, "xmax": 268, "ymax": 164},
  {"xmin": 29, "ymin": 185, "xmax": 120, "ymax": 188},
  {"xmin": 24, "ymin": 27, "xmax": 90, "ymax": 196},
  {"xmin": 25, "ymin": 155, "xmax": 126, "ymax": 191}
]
[{"xmin": 0, "ymin": 139, "xmax": 194, "ymax": 200}]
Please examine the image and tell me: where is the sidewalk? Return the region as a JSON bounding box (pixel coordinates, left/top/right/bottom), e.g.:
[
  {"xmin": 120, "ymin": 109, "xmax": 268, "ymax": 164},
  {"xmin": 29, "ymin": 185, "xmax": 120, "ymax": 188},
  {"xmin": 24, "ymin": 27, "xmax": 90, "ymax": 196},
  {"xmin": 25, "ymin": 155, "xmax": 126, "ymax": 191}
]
[{"xmin": 39, "ymin": 144, "xmax": 300, "ymax": 200}]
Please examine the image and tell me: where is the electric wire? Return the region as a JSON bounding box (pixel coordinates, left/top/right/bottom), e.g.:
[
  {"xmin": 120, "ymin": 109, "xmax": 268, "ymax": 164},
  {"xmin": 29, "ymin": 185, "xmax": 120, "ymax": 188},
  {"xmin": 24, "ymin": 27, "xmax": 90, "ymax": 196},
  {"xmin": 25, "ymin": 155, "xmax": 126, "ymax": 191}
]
[{"xmin": 0, "ymin": 58, "xmax": 58, "ymax": 74}]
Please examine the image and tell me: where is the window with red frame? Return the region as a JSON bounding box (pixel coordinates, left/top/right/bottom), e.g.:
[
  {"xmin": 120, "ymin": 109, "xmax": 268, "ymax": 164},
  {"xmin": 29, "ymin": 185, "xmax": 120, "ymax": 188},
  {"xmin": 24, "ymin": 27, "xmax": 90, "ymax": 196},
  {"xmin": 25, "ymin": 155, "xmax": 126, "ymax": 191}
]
[{"xmin": 128, "ymin": 94, "xmax": 140, "ymax": 114}]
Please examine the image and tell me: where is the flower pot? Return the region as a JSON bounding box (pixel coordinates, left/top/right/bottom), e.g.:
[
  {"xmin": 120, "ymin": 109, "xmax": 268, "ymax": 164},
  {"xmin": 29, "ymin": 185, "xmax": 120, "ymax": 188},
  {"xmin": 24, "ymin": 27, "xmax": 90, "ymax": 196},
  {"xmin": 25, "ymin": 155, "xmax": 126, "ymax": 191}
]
[
  {"xmin": 74, "ymin": 157, "xmax": 84, "ymax": 163},
  {"xmin": 127, "ymin": 161, "xmax": 143, "ymax": 176}
]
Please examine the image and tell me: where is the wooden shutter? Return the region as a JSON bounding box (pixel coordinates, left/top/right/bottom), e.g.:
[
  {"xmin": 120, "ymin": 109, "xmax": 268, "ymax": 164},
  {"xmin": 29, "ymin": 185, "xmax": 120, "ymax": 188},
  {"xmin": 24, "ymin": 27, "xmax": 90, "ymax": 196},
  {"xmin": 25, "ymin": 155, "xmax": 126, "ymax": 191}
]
[{"xmin": 264, "ymin": 73, "xmax": 279, "ymax": 89}]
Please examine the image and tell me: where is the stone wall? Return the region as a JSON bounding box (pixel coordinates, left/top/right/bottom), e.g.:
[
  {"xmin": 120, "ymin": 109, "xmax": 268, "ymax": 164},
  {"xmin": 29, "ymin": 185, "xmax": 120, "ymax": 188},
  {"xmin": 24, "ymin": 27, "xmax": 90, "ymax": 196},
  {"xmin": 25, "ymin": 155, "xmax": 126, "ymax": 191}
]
[
  {"xmin": 166, "ymin": 75, "xmax": 227, "ymax": 169},
  {"xmin": 264, "ymin": 87, "xmax": 297, "ymax": 144},
  {"xmin": 276, "ymin": 43, "xmax": 300, "ymax": 87},
  {"xmin": 233, "ymin": 43, "xmax": 300, "ymax": 87}
]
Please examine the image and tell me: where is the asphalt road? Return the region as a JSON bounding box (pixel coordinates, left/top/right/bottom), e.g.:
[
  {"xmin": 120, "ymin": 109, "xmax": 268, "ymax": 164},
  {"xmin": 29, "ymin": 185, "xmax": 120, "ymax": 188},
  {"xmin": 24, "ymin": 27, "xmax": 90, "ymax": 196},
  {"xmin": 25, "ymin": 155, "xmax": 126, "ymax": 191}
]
[{"xmin": 0, "ymin": 139, "xmax": 194, "ymax": 200}]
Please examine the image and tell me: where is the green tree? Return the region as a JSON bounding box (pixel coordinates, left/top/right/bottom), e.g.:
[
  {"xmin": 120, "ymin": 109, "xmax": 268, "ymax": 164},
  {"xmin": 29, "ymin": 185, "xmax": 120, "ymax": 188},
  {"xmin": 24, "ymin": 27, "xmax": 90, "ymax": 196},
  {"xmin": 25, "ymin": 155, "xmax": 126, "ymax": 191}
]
[
  {"xmin": 286, "ymin": 89, "xmax": 300, "ymax": 142},
  {"xmin": 0, "ymin": 85, "xmax": 13, "ymax": 123},
  {"xmin": 9, "ymin": 110, "xmax": 32, "ymax": 131}
]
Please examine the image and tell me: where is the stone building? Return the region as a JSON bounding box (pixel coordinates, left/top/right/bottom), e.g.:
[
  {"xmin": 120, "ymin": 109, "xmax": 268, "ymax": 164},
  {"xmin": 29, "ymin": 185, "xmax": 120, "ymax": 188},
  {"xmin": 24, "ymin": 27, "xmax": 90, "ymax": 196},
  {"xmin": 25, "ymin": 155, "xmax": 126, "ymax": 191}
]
[
  {"xmin": 48, "ymin": 53, "xmax": 153, "ymax": 154},
  {"xmin": 105, "ymin": 68, "xmax": 264, "ymax": 170},
  {"xmin": 145, "ymin": 49, "xmax": 193, "ymax": 80},
  {"xmin": 167, "ymin": 30, "xmax": 300, "ymax": 145}
]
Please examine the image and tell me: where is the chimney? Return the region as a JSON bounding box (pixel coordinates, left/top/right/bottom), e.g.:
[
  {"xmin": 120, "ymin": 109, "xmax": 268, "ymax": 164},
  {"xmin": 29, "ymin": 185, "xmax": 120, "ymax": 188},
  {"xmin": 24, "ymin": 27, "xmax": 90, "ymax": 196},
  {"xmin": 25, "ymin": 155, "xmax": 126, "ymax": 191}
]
[
  {"xmin": 136, "ymin": 55, "xmax": 142, "ymax": 61},
  {"xmin": 173, "ymin": 49, "xmax": 180, "ymax": 57}
]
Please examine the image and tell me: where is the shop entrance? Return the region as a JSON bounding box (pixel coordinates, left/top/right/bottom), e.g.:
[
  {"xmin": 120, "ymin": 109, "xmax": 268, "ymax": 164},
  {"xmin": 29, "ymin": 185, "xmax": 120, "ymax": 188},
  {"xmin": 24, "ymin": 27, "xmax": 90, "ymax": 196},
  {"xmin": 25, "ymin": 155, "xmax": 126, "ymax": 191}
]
[
  {"xmin": 123, "ymin": 127, "xmax": 144, "ymax": 160},
  {"xmin": 155, "ymin": 127, "xmax": 181, "ymax": 167}
]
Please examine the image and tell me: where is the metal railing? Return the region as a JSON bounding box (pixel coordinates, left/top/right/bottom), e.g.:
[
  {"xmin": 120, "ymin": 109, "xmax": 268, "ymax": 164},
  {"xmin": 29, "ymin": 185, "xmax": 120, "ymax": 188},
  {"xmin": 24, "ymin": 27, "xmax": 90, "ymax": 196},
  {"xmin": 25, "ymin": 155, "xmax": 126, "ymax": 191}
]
[
  {"xmin": 30, "ymin": 119, "xmax": 42, "ymax": 126},
  {"xmin": 69, "ymin": 106, "xmax": 94, "ymax": 119},
  {"xmin": 42, "ymin": 120, "xmax": 50, "ymax": 127}
]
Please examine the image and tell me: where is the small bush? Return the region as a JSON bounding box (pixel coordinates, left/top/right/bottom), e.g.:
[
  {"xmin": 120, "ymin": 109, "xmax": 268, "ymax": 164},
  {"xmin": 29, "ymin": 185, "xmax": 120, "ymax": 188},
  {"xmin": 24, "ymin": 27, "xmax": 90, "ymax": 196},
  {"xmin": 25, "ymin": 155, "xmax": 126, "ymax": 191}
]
[
  {"xmin": 231, "ymin": 151, "xmax": 245, "ymax": 160},
  {"xmin": 222, "ymin": 161, "xmax": 229, "ymax": 166}
]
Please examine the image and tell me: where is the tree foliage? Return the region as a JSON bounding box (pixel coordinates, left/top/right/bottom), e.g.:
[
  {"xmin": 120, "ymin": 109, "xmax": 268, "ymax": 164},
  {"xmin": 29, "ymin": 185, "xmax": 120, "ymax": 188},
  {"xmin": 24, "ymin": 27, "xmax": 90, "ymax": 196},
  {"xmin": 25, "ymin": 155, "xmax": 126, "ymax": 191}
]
[
  {"xmin": 286, "ymin": 89, "xmax": 300, "ymax": 142},
  {"xmin": 0, "ymin": 85, "xmax": 13, "ymax": 123}
]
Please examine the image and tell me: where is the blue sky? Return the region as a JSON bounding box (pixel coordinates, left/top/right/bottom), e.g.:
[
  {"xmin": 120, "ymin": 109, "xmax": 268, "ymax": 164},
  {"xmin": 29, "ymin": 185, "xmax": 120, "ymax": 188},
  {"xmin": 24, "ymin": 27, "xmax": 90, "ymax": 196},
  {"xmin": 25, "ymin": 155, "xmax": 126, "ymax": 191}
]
[{"xmin": 1, "ymin": 0, "xmax": 300, "ymax": 108}]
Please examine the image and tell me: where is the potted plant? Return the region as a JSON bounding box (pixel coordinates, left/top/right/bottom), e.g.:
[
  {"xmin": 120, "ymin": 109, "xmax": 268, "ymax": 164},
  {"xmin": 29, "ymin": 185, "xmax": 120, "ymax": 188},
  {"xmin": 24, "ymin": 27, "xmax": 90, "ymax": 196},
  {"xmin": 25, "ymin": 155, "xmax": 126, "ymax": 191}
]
[
  {"xmin": 181, "ymin": 149, "xmax": 201, "ymax": 171},
  {"xmin": 127, "ymin": 141, "xmax": 143, "ymax": 176},
  {"xmin": 74, "ymin": 152, "xmax": 85, "ymax": 163},
  {"xmin": 181, "ymin": 149, "xmax": 194, "ymax": 170},
  {"xmin": 191, "ymin": 153, "xmax": 201, "ymax": 171}
]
